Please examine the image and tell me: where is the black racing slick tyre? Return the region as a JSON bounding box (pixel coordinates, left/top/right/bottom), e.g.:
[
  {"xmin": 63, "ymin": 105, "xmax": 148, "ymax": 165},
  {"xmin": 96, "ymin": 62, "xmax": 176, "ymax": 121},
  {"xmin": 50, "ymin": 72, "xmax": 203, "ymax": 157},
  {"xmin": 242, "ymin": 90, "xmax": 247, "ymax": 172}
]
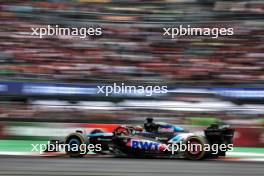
[
  {"xmin": 65, "ymin": 133, "xmax": 87, "ymax": 158},
  {"xmin": 184, "ymin": 136, "xmax": 208, "ymax": 160}
]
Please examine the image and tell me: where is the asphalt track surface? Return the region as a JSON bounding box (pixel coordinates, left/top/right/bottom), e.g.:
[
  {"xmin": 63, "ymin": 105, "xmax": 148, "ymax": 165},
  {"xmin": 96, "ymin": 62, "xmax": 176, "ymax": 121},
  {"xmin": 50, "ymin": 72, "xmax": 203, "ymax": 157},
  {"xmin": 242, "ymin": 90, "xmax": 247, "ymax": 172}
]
[{"xmin": 0, "ymin": 156, "xmax": 263, "ymax": 176}]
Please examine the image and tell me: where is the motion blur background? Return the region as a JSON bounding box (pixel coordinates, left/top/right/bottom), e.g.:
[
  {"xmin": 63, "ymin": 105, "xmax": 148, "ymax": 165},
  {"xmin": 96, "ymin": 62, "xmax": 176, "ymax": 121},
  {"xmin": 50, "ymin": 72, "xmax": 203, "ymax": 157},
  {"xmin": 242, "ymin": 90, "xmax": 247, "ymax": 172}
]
[{"xmin": 0, "ymin": 0, "xmax": 263, "ymax": 149}]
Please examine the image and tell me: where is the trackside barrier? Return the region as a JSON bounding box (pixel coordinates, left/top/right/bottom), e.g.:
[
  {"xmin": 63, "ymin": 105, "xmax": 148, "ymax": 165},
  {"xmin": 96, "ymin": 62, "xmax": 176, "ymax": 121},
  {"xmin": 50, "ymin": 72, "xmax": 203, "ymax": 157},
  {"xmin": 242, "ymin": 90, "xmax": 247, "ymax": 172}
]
[{"xmin": 0, "ymin": 122, "xmax": 263, "ymax": 147}]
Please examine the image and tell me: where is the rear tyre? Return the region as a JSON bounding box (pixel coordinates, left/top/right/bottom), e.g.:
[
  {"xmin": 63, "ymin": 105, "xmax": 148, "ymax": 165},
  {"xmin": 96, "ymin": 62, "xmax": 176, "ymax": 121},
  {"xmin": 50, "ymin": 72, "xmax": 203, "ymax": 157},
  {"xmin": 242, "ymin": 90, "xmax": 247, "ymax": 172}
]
[{"xmin": 184, "ymin": 136, "xmax": 207, "ymax": 160}]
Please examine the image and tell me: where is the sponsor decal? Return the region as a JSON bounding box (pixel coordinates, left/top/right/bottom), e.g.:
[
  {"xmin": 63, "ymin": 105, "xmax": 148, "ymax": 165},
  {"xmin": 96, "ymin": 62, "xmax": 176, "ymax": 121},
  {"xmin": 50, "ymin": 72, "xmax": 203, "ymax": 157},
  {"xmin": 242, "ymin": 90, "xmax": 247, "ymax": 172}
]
[{"xmin": 131, "ymin": 139, "xmax": 166, "ymax": 151}]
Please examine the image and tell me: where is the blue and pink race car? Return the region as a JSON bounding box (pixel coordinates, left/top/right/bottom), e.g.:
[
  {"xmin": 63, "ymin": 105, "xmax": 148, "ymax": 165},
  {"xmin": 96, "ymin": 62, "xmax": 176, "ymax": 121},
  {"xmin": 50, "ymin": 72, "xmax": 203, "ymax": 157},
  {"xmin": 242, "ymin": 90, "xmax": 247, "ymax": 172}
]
[{"xmin": 47, "ymin": 121, "xmax": 235, "ymax": 160}]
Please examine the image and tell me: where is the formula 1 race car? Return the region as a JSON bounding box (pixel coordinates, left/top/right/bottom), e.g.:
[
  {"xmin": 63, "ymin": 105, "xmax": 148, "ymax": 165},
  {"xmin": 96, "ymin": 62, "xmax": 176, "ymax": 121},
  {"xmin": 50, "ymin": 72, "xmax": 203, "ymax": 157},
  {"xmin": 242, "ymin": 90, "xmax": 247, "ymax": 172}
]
[{"xmin": 47, "ymin": 122, "xmax": 235, "ymax": 160}]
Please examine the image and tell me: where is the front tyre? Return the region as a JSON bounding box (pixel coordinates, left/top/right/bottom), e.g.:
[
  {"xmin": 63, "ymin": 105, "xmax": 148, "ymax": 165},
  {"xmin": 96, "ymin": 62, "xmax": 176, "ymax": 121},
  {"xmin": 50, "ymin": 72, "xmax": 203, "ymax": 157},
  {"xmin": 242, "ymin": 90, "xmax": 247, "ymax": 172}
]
[{"xmin": 65, "ymin": 133, "xmax": 87, "ymax": 157}]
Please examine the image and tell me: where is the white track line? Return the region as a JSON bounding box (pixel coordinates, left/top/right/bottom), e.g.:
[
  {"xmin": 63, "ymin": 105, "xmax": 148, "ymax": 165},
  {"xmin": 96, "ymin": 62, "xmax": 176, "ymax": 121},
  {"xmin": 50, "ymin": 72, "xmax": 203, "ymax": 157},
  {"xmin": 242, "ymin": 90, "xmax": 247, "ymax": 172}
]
[
  {"xmin": 1, "ymin": 151, "xmax": 264, "ymax": 162},
  {"xmin": 0, "ymin": 151, "xmax": 38, "ymax": 156},
  {"xmin": 227, "ymin": 152, "xmax": 264, "ymax": 157}
]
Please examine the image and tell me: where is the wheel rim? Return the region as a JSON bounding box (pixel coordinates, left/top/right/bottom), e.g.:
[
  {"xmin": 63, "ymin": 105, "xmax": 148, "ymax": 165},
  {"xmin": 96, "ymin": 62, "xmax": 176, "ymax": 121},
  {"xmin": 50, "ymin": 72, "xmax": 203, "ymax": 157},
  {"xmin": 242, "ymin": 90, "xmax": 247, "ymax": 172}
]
[
  {"xmin": 185, "ymin": 137, "xmax": 206, "ymax": 160},
  {"xmin": 188, "ymin": 140, "xmax": 202, "ymax": 155},
  {"xmin": 68, "ymin": 138, "xmax": 80, "ymax": 152}
]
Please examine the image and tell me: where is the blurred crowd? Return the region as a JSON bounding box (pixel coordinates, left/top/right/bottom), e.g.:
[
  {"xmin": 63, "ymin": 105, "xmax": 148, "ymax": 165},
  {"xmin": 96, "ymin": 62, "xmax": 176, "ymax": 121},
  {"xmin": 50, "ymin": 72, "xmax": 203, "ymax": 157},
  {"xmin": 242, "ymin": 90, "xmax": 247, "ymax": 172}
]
[
  {"xmin": 0, "ymin": 99, "xmax": 263, "ymax": 124},
  {"xmin": 0, "ymin": 0, "xmax": 263, "ymax": 85}
]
